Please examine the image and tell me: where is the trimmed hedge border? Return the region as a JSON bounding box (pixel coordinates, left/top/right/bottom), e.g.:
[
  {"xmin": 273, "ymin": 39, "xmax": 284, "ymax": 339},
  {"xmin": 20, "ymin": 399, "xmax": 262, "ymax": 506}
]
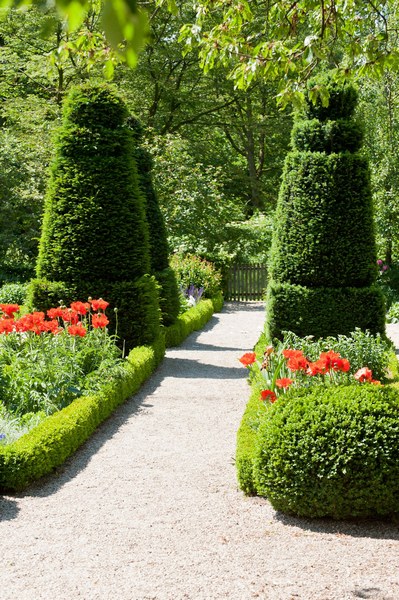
[
  {"xmin": 0, "ymin": 294, "xmax": 223, "ymax": 492},
  {"xmin": 235, "ymin": 331, "xmax": 268, "ymax": 496}
]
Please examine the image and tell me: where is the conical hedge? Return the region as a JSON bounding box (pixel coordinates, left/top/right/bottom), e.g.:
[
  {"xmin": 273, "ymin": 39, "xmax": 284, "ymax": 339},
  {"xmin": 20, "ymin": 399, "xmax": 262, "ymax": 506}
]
[
  {"xmin": 265, "ymin": 75, "xmax": 385, "ymax": 340},
  {"xmin": 28, "ymin": 83, "xmax": 160, "ymax": 349},
  {"xmin": 129, "ymin": 118, "xmax": 180, "ymax": 325}
]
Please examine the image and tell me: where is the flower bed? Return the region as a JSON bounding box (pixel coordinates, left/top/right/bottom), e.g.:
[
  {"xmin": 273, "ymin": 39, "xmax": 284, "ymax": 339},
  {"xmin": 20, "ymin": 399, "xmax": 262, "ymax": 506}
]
[
  {"xmin": 0, "ymin": 294, "xmax": 223, "ymax": 491},
  {"xmin": 236, "ymin": 329, "xmax": 399, "ymax": 518}
]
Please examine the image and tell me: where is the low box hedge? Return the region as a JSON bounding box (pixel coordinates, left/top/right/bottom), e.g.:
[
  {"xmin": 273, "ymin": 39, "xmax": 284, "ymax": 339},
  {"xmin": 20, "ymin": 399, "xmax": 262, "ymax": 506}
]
[
  {"xmin": 165, "ymin": 292, "xmax": 223, "ymax": 347},
  {"xmin": 0, "ymin": 294, "xmax": 223, "ymax": 491}
]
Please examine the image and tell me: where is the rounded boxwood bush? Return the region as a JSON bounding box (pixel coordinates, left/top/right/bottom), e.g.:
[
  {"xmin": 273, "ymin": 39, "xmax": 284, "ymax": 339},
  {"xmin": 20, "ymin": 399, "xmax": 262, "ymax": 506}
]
[{"xmin": 253, "ymin": 385, "xmax": 399, "ymax": 519}]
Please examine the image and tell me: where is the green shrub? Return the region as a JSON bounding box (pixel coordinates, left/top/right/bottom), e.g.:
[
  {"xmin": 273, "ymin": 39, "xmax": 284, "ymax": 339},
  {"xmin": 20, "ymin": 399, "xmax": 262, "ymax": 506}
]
[
  {"xmin": 0, "ymin": 336, "xmax": 165, "ymax": 491},
  {"xmin": 164, "ymin": 293, "xmax": 223, "ymax": 347},
  {"xmin": 377, "ymin": 261, "xmax": 399, "ymax": 309},
  {"xmin": 0, "ymin": 282, "xmax": 28, "ymax": 304},
  {"xmin": 27, "ymin": 275, "xmax": 161, "ymax": 349},
  {"xmin": 266, "ymin": 281, "xmax": 385, "ymax": 341},
  {"xmin": 170, "ymin": 254, "xmax": 222, "ymax": 298},
  {"xmin": 387, "ymin": 301, "xmax": 399, "ymax": 323},
  {"xmin": 236, "ymin": 331, "xmax": 269, "ymax": 495},
  {"xmin": 252, "ymin": 385, "xmax": 399, "ymax": 519},
  {"xmin": 266, "ymin": 75, "xmax": 384, "ymax": 340},
  {"xmin": 31, "ymin": 83, "xmax": 160, "ymax": 350}
]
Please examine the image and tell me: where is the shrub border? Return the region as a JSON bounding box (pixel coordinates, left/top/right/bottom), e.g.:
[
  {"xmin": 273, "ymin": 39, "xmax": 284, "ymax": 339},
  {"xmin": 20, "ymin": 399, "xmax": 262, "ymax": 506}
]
[
  {"xmin": 235, "ymin": 331, "xmax": 268, "ymax": 495},
  {"xmin": 0, "ymin": 294, "xmax": 223, "ymax": 491}
]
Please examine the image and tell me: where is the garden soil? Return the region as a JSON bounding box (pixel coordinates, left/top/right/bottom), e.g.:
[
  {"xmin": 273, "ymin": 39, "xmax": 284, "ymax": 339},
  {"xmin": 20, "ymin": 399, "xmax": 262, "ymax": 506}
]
[{"xmin": 1, "ymin": 302, "xmax": 399, "ymax": 600}]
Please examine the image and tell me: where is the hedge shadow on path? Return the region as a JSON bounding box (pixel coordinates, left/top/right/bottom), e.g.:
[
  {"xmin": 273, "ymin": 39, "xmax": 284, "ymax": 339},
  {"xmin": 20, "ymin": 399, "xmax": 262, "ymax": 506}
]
[
  {"xmin": 274, "ymin": 511, "xmax": 399, "ymax": 541},
  {"xmin": 0, "ymin": 496, "xmax": 20, "ymax": 522}
]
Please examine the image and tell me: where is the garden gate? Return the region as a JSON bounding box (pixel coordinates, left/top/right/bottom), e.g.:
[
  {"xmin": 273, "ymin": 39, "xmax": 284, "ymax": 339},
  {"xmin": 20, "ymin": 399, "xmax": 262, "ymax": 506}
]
[{"xmin": 226, "ymin": 263, "xmax": 267, "ymax": 301}]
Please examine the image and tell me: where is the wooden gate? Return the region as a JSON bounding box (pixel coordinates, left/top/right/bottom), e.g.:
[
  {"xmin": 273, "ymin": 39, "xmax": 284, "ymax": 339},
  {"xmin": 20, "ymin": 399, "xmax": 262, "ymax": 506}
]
[{"xmin": 226, "ymin": 263, "xmax": 267, "ymax": 301}]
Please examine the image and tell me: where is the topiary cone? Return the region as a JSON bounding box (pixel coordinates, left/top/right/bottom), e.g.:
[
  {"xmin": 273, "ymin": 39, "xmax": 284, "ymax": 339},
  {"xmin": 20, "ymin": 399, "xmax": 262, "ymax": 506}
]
[
  {"xmin": 28, "ymin": 83, "xmax": 161, "ymax": 350},
  {"xmin": 265, "ymin": 74, "xmax": 385, "ymax": 340}
]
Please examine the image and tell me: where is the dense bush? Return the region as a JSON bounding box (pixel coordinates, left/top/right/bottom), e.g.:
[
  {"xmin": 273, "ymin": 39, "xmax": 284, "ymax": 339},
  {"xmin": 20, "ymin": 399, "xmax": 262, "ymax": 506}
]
[
  {"xmin": 0, "ymin": 282, "xmax": 28, "ymax": 304},
  {"xmin": 165, "ymin": 293, "xmax": 223, "ymax": 347},
  {"xmin": 266, "ymin": 282, "xmax": 385, "ymax": 340},
  {"xmin": 253, "ymin": 385, "xmax": 399, "ymax": 519},
  {"xmin": 170, "ymin": 254, "xmax": 222, "ymax": 298},
  {"xmin": 266, "ymin": 75, "xmax": 385, "ymax": 340},
  {"xmin": 30, "ymin": 83, "xmax": 160, "ymax": 350}
]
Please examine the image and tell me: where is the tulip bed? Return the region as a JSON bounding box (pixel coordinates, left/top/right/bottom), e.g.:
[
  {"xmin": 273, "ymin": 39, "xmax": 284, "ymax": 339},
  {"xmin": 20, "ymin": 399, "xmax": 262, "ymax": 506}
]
[
  {"xmin": 236, "ymin": 330, "xmax": 399, "ymax": 519},
  {"xmin": 0, "ymin": 292, "xmax": 223, "ymax": 491}
]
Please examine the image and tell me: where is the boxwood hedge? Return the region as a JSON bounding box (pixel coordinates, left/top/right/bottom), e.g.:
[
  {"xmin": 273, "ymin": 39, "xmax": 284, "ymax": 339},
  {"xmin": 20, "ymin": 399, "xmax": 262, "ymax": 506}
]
[{"xmin": 253, "ymin": 385, "xmax": 399, "ymax": 519}]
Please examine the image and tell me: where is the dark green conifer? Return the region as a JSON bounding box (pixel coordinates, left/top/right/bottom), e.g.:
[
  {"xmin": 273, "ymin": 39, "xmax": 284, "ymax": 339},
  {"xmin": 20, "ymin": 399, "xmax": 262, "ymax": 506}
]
[
  {"xmin": 129, "ymin": 117, "xmax": 180, "ymax": 325},
  {"xmin": 265, "ymin": 75, "xmax": 385, "ymax": 339},
  {"xmin": 28, "ymin": 83, "xmax": 160, "ymax": 349}
]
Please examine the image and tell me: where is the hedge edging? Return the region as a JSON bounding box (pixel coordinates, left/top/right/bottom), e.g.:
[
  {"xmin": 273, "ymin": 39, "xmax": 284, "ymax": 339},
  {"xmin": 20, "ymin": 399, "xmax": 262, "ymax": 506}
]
[
  {"xmin": 235, "ymin": 331, "xmax": 268, "ymax": 495},
  {"xmin": 0, "ymin": 294, "xmax": 223, "ymax": 491}
]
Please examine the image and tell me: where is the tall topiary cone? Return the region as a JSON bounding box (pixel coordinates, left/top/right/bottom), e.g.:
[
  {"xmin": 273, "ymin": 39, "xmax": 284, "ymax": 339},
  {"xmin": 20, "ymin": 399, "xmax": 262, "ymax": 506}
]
[
  {"xmin": 265, "ymin": 75, "xmax": 385, "ymax": 340},
  {"xmin": 129, "ymin": 117, "xmax": 180, "ymax": 325},
  {"xmin": 28, "ymin": 83, "xmax": 160, "ymax": 350}
]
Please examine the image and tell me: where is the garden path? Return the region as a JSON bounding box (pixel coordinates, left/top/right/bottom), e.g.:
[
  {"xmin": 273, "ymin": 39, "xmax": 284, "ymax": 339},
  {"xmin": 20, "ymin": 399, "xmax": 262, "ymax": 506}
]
[{"xmin": 1, "ymin": 304, "xmax": 399, "ymax": 600}]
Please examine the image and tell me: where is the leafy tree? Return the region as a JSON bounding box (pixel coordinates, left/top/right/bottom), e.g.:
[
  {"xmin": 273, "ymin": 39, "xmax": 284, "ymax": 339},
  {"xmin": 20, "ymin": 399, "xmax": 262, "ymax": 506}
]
[
  {"xmin": 117, "ymin": 0, "xmax": 291, "ymax": 213},
  {"xmin": 147, "ymin": 133, "xmax": 245, "ymax": 259},
  {"xmin": 29, "ymin": 83, "xmax": 161, "ymax": 349},
  {"xmin": 358, "ymin": 74, "xmax": 399, "ymax": 264},
  {"xmin": 265, "ymin": 75, "xmax": 385, "ymax": 340},
  {"xmin": 179, "ymin": 0, "xmax": 399, "ymax": 107}
]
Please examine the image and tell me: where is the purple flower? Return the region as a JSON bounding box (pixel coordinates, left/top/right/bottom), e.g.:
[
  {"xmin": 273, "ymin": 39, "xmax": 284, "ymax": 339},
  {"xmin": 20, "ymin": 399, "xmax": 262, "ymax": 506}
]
[
  {"xmin": 0, "ymin": 434, "xmax": 6, "ymax": 440},
  {"xmin": 382, "ymin": 264, "xmax": 389, "ymax": 272},
  {"xmin": 377, "ymin": 259, "xmax": 383, "ymax": 266}
]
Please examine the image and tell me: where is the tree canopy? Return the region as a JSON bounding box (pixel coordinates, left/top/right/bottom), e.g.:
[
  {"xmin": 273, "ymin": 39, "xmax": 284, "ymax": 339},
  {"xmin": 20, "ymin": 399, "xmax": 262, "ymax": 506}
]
[{"xmin": 178, "ymin": 0, "xmax": 399, "ymax": 107}]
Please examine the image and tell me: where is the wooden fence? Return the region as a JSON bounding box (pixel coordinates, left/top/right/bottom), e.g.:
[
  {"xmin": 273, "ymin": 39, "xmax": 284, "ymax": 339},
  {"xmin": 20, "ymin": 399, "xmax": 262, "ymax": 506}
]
[{"xmin": 226, "ymin": 263, "xmax": 267, "ymax": 301}]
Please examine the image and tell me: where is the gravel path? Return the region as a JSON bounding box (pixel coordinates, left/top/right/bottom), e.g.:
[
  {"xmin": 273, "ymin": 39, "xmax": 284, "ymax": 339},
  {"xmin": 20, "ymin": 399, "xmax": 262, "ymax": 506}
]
[{"xmin": 1, "ymin": 303, "xmax": 399, "ymax": 600}]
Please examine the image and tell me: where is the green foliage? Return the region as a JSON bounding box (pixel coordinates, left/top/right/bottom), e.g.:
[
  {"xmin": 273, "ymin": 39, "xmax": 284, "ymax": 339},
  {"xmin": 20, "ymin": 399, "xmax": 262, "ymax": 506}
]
[
  {"xmin": 304, "ymin": 76, "xmax": 359, "ymax": 121},
  {"xmin": 0, "ymin": 323, "xmax": 123, "ymax": 421},
  {"xmin": 180, "ymin": 0, "xmax": 399, "ymax": 107},
  {"xmin": 291, "ymin": 119, "xmax": 363, "ymax": 154},
  {"xmin": 33, "ymin": 83, "xmax": 160, "ymax": 349},
  {"xmin": 253, "ymin": 385, "xmax": 399, "ymax": 519},
  {"xmin": 235, "ymin": 331, "xmax": 268, "ymax": 495},
  {"xmin": 132, "ymin": 129, "xmax": 180, "ymax": 325},
  {"xmin": 266, "ymin": 282, "xmax": 386, "ymax": 341},
  {"xmin": 154, "ymin": 267, "xmax": 180, "ymax": 326},
  {"xmin": 0, "ymin": 282, "xmax": 28, "ymax": 305},
  {"xmin": 358, "ymin": 75, "xmax": 399, "ymax": 264},
  {"xmin": 266, "ymin": 77, "xmax": 384, "ymax": 339},
  {"xmin": 236, "ymin": 328, "xmax": 394, "ymax": 498},
  {"xmin": 270, "ymin": 153, "xmax": 376, "ymax": 288},
  {"xmin": 36, "ymin": 83, "xmax": 150, "ymax": 282},
  {"xmin": 146, "ymin": 134, "xmax": 245, "ymax": 258},
  {"xmin": 170, "ymin": 254, "xmax": 222, "ymax": 298}
]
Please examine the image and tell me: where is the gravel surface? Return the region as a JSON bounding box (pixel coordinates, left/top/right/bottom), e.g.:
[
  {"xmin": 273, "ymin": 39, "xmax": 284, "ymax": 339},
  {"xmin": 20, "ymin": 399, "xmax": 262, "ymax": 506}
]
[{"xmin": 1, "ymin": 303, "xmax": 399, "ymax": 600}]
